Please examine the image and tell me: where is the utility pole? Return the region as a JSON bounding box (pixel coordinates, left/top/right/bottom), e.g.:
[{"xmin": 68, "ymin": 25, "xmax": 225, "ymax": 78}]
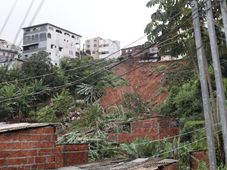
[
  {"xmin": 220, "ymin": 0, "xmax": 227, "ymax": 45},
  {"xmin": 191, "ymin": 1, "xmax": 217, "ymax": 169},
  {"xmin": 206, "ymin": 0, "xmax": 227, "ymax": 164}
]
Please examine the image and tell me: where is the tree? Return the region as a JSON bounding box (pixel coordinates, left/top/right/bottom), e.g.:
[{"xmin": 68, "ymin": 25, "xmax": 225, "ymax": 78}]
[{"xmin": 22, "ymin": 51, "xmax": 53, "ymax": 77}]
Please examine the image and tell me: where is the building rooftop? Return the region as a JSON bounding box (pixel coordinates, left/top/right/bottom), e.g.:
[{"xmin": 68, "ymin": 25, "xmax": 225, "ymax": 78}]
[
  {"xmin": 58, "ymin": 158, "xmax": 177, "ymax": 170},
  {"xmin": 0, "ymin": 122, "xmax": 54, "ymax": 133},
  {"xmin": 23, "ymin": 23, "xmax": 82, "ymax": 37}
]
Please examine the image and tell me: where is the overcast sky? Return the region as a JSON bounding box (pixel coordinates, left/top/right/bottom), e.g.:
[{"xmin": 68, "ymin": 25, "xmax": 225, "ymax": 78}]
[{"xmin": 0, "ymin": 0, "xmax": 155, "ymax": 48}]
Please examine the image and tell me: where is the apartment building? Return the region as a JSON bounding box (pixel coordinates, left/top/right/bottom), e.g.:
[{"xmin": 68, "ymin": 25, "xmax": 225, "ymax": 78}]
[
  {"xmin": 22, "ymin": 23, "xmax": 82, "ymax": 65},
  {"xmin": 84, "ymin": 37, "xmax": 120, "ymax": 59},
  {"xmin": 0, "ymin": 39, "xmax": 21, "ymax": 67}
]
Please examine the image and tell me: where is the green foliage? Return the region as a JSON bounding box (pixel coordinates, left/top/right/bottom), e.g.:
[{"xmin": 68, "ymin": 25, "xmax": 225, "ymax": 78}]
[
  {"xmin": 120, "ymin": 138, "xmax": 160, "ymax": 158},
  {"xmin": 29, "ymin": 90, "xmax": 74, "ymax": 122},
  {"xmin": 164, "ymin": 63, "xmax": 195, "ymax": 86},
  {"xmin": 0, "ymin": 53, "xmax": 124, "ymax": 121},
  {"xmin": 76, "ymin": 83, "xmax": 103, "ymax": 103},
  {"xmin": 158, "ymin": 80, "xmax": 203, "ymax": 120},
  {"xmin": 21, "ymin": 51, "xmax": 52, "ymax": 77},
  {"xmin": 123, "ymin": 93, "xmax": 150, "ymax": 114}
]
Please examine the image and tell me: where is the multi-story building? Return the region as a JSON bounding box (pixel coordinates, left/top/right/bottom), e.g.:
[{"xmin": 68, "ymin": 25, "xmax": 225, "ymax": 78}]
[
  {"xmin": 22, "ymin": 23, "xmax": 82, "ymax": 65},
  {"xmin": 84, "ymin": 37, "xmax": 120, "ymax": 59},
  {"xmin": 121, "ymin": 42, "xmax": 160, "ymax": 62},
  {"xmin": 0, "ymin": 39, "xmax": 21, "ymax": 67}
]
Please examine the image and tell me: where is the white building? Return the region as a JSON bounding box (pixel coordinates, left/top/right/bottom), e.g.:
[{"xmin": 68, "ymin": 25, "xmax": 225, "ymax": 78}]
[
  {"xmin": 84, "ymin": 37, "xmax": 120, "ymax": 60},
  {"xmin": 22, "ymin": 23, "xmax": 82, "ymax": 65},
  {"xmin": 0, "ymin": 39, "xmax": 21, "ymax": 68}
]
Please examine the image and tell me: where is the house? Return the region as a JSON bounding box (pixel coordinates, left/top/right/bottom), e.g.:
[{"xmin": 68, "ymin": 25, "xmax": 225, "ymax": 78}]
[
  {"xmin": 84, "ymin": 37, "xmax": 120, "ymax": 59},
  {"xmin": 0, "ymin": 123, "xmax": 88, "ymax": 169},
  {"xmin": 22, "ymin": 23, "xmax": 82, "ymax": 65},
  {"xmin": 121, "ymin": 42, "xmax": 160, "ymax": 62},
  {"xmin": 108, "ymin": 115, "xmax": 180, "ymax": 143},
  {"xmin": 0, "ymin": 39, "xmax": 21, "ymax": 68}
]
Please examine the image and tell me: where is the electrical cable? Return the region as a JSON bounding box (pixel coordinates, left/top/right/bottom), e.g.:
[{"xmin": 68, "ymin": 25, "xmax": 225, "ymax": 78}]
[
  {"xmin": 18, "ymin": 0, "xmax": 46, "ymax": 46},
  {"xmin": 0, "ymin": 0, "xmax": 18, "ymax": 37},
  {"xmin": 13, "ymin": 0, "xmax": 36, "ymax": 44}
]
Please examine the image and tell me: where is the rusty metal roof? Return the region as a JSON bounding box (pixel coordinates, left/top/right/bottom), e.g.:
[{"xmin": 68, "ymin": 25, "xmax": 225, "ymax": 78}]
[{"xmin": 0, "ymin": 123, "xmax": 54, "ymax": 133}]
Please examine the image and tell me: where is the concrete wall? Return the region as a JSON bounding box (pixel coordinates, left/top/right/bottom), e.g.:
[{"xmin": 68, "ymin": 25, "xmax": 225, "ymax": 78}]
[
  {"xmin": 99, "ymin": 39, "xmax": 120, "ymax": 59},
  {"xmin": 0, "ymin": 126, "xmax": 88, "ymax": 169},
  {"xmin": 23, "ymin": 24, "xmax": 81, "ymax": 65}
]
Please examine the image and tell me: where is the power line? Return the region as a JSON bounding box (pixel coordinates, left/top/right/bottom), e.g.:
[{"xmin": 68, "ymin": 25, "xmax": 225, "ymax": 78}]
[
  {"xmin": 18, "ymin": 0, "xmax": 46, "ymax": 46},
  {"xmin": 13, "ymin": 0, "xmax": 36, "ymax": 44},
  {"xmin": 0, "ymin": 4, "xmax": 203, "ymax": 102},
  {"xmin": 0, "ymin": 0, "xmax": 18, "ymax": 37},
  {"xmin": 0, "ymin": 34, "xmax": 147, "ymax": 85}
]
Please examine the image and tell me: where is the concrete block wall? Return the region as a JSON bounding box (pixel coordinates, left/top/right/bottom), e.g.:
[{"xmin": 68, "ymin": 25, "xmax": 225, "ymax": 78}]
[{"xmin": 0, "ymin": 126, "xmax": 88, "ymax": 170}]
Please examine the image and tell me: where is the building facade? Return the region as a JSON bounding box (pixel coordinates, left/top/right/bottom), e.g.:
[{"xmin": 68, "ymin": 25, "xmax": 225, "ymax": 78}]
[
  {"xmin": 0, "ymin": 39, "xmax": 21, "ymax": 67},
  {"xmin": 84, "ymin": 37, "xmax": 120, "ymax": 59},
  {"xmin": 121, "ymin": 42, "xmax": 160, "ymax": 62},
  {"xmin": 22, "ymin": 23, "xmax": 82, "ymax": 65}
]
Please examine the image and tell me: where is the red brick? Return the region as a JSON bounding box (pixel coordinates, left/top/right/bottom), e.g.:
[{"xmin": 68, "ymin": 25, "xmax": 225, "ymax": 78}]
[
  {"xmin": 35, "ymin": 157, "xmax": 46, "ymax": 164},
  {"xmin": 39, "ymin": 148, "xmax": 55, "ymax": 156},
  {"xmin": 27, "ymin": 157, "xmax": 34, "ymax": 164},
  {"xmin": 0, "ymin": 150, "xmax": 37, "ymax": 158},
  {"xmin": 46, "ymin": 156, "xmax": 55, "ymax": 163},
  {"xmin": 6, "ymin": 158, "xmax": 27, "ymax": 165}
]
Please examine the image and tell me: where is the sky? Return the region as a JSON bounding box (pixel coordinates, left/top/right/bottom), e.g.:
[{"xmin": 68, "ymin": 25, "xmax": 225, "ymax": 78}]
[{"xmin": 0, "ymin": 0, "xmax": 155, "ymax": 48}]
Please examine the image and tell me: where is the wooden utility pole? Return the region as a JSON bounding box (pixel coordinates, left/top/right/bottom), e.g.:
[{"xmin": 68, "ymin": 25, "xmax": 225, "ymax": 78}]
[
  {"xmin": 191, "ymin": 0, "xmax": 217, "ymax": 169},
  {"xmin": 206, "ymin": 0, "xmax": 227, "ymax": 164}
]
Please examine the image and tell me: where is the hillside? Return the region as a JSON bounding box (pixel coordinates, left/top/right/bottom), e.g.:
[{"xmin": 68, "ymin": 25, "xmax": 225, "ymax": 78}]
[{"xmin": 100, "ymin": 59, "xmax": 184, "ymax": 108}]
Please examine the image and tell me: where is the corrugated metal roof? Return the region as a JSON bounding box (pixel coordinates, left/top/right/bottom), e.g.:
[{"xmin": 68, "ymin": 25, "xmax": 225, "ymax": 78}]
[{"xmin": 0, "ymin": 123, "xmax": 54, "ymax": 133}]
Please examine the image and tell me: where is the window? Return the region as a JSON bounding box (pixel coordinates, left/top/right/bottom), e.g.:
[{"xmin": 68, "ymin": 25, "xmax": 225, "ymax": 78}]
[
  {"xmin": 25, "ymin": 29, "xmax": 30, "ymax": 32},
  {"xmin": 35, "ymin": 34, "xmax": 38, "ymax": 40},
  {"xmin": 94, "ymin": 44, "xmax": 97, "ymax": 47},
  {"xmin": 24, "ymin": 36, "xmax": 31, "ymax": 41},
  {"xmin": 72, "ymin": 35, "xmax": 75, "ymax": 38},
  {"xmin": 40, "ymin": 33, "xmax": 46, "ymax": 39},
  {"xmin": 87, "ymin": 45, "xmax": 90, "ymax": 48},
  {"xmin": 25, "ymin": 55, "xmax": 28, "ymax": 58},
  {"xmin": 59, "ymin": 47, "xmax": 63, "ymax": 52},
  {"xmin": 3, "ymin": 52, "xmax": 5, "ymax": 56},
  {"xmin": 92, "ymin": 51, "xmax": 95, "ymax": 54},
  {"xmin": 49, "ymin": 26, "xmax": 54, "ymax": 30},
  {"xmin": 64, "ymin": 32, "xmax": 70, "ymax": 36},
  {"xmin": 103, "ymin": 44, "xmax": 109, "ymax": 47},
  {"xmin": 47, "ymin": 33, "xmax": 51, "ymax": 38},
  {"xmin": 56, "ymin": 29, "xmax": 62, "ymax": 34},
  {"xmin": 51, "ymin": 44, "xmax": 54, "ymax": 49},
  {"xmin": 31, "ymin": 35, "xmax": 35, "ymax": 40}
]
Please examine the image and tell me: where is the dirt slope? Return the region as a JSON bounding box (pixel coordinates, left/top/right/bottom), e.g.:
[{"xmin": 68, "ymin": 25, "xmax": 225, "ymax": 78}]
[{"xmin": 100, "ymin": 59, "xmax": 179, "ymax": 108}]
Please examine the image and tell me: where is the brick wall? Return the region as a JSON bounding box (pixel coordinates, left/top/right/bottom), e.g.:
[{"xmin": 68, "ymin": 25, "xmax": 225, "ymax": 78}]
[
  {"xmin": 108, "ymin": 116, "xmax": 179, "ymax": 143},
  {"xmin": 190, "ymin": 150, "xmax": 209, "ymax": 170},
  {"xmin": 56, "ymin": 144, "xmax": 88, "ymax": 168},
  {"xmin": 0, "ymin": 125, "xmax": 88, "ymax": 170}
]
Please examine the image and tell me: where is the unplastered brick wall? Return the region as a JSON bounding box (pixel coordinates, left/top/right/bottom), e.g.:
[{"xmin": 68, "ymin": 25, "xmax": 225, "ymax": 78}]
[
  {"xmin": 0, "ymin": 125, "xmax": 88, "ymax": 170},
  {"xmin": 190, "ymin": 150, "xmax": 209, "ymax": 170},
  {"xmin": 0, "ymin": 126, "xmax": 57, "ymax": 170},
  {"xmin": 108, "ymin": 116, "xmax": 179, "ymax": 143},
  {"xmin": 56, "ymin": 144, "xmax": 88, "ymax": 167}
]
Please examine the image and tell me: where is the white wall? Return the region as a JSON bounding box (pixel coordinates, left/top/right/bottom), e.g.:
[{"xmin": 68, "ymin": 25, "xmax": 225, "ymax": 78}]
[{"xmin": 99, "ymin": 39, "xmax": 120, "ymax": 59}]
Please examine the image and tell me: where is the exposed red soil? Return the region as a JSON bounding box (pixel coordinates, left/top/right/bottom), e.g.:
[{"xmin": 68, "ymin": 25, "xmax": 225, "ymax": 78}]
[{"xmin": 100, "ymin": 59, "xmax": 179, "ymax": 108}]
